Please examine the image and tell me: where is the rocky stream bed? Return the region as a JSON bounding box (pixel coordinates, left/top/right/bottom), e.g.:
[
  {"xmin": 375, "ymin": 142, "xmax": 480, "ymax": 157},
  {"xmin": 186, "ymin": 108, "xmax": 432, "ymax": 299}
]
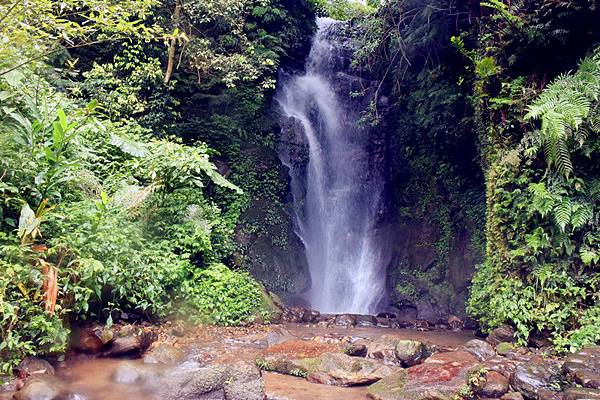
[{"xmin": 3, "ymin": 308, "xmax": 600, "ymax": 400}]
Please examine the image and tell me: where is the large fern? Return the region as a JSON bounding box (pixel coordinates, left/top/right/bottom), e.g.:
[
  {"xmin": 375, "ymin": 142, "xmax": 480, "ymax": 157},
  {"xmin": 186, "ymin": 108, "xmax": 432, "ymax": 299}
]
[{"xmin": 525, "ymin": 48, "xmax": 600, "ymax": 177}]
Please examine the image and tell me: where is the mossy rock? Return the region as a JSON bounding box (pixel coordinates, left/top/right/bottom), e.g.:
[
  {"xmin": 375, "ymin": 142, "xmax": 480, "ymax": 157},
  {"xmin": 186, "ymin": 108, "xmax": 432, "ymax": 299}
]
[
  {"xmin": 367, "ymin": 372, "xmax": 408, "ymax": 399},
  {"xmin": 496, "ymin": 342, "xmax": 514, "ymax": 356}
]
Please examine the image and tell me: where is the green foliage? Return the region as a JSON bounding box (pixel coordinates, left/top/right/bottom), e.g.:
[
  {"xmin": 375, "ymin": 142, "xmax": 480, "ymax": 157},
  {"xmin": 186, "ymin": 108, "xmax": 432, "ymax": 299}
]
[
  {"xmin": 0, "ymin": 26, "xmax": 245, "ymax": 372},
  {"xmin": 181, "ymin": 263, "xmax": 265, "ymax": 325},
  {"xmin": 0, "ymin": 245, "xmax": 69, "ymax": 374},
  {"xmin": 468, "ymin": 43, "xmax": 600, "ymax": 350},
  {"xmin": 525, "ymin": 51, "xmax": 600, "ymax": 177},
  {"xmin": 0, "ymin": 0, "xmax": 162, "ymax": 76},
  {"xmin": 311, "ymin": 0, "xmax": 376, "ymax": 20}
]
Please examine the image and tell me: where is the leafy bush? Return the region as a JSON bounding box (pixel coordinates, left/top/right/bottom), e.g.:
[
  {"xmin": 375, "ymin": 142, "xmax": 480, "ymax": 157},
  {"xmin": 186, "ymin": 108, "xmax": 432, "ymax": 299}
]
[
  {"xmin": 46, "ymin": 201, "xmax": 189, "ymax": 318},
  {"xmin": 0, "ymin": 241, "xmax": 69, "ymax": 374},
  {"xmin": 468, "ymin": 48, "xmax": 600, "ymax": 351},
  {"xmin": 181, "ymin": 263, "xmax": 265, "ymax": 326}
]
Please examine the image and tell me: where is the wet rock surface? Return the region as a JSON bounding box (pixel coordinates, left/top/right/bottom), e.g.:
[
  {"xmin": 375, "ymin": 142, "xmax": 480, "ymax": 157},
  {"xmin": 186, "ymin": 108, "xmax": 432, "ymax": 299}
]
[
  {"xmin": 563, "ymin": 346, "xmax": 600, "ymax": 390},
  {"xmin": 563, "ymin": 387, "xmax": 600, "ymax": 400},
  {"xmin": 11, "ymin": 318, "xmax": 600, "ymax": 400},
  {"xmin": 15, "ymin": 358, "xmax": 55, "ymax": 379},
  {"xmin": 367, "ymin": 351, "xmax": 482, "ymax": 400},
  {"xmin": 393, "ymin": 340, "xmax": 427, "ymax": 367},
  {"xmin": 13, "ymin": 375, "xmax": 69, "ymax": 400},
  {"xmin": 464, "ymin": 339, "xmax": 496, "ymax": 360},
  {"xmin": 487, "ymin": 326, "xmax": 516, "ymax": 346},
  {"xmin": 306, "ymin": 353, "xmax": 399, "ymax": 386},
  {"xmin": 478, "ymin": 371, "xmax": 509, "ymax": 398},
  {"xmin": 509, "ymin": 362, "xmax": 561, "ymax": 400}
]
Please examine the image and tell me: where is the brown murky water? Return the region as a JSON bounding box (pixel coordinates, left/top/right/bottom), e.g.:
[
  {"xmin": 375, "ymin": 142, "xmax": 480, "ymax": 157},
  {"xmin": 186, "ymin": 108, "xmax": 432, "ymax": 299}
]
[{"xmin": 12, "ymin": 324, "xmax": 476, "ymax": 400}]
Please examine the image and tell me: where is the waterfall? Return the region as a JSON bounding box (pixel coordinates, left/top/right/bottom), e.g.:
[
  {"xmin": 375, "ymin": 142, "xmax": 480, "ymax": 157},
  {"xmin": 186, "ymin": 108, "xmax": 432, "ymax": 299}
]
[{"xmin": 276, "ymin": 18, "xmax": 391, "ymax": 315}]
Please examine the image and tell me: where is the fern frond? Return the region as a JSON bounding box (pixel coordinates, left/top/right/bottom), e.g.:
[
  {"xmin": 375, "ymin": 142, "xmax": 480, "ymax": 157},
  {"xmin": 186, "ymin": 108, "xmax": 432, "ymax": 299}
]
[
  {"xmin": 110, "ymin": 133, "xmax": 148, "ymax": 157},
  {"xmin": 554, "ymin": 198, "xmax": 572, "ymax": 232},
  {"xmin": 571, "ymin": 203, "xmax": 593, "ymax": 230},
  {"xmin": 525, "ymin": 48, "xmax": 600, "ymax": 177}
]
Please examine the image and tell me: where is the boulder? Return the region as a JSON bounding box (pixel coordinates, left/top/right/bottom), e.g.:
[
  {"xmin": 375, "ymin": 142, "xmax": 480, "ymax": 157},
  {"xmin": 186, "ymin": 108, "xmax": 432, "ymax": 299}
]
[
  {"xmin": 447, "ymin": 315, "xmax": 464, "ymax": 331},
  {"xmin": 112, "ymin": 362, "xmax": 152, "ymax": 384},
  {"xmin": 486, "ymin": 325, "xmax": 516, "ymax": 346},
  {"xmin": 143, "ymin": 343, "xmax": 185, "ymax": 365},
  {"xmin": 478, "ymin": 371, "xmax": 509, "ymax": 398},
  {"xmin": 334, "ymin": 314, "xmax": 357, "ymax": 327},
  {"xmin": 344, "ymin": 343, "xmax": 368, "ymax": 357},
  {"xmin": 509, "ymin": 362, "xmax": 561, "ymax": 400},
  {"xmin": 307, "ymin": 353, "xmax": 398, "ymax": 386},
  {"xmin": 222, "ymin": 361, "xmax": 264, "ymax": 400},
  {"xmin": 149, "ymin": 362, "xmax": 229, "ymax": 400},
  {"xmin": 423, "ymin": 350, "xmax": 478, "ymax": 365},
  {"xmin": 463, "ymin": 339, "xmax": 495, "ymax": 360},
  {"xmin": 367, "ymin": 336, "xmax": 402, "ymax": 365},
  {"xmin": 147, "ymin": 361, "xmax": 264, "ymax": 400},
  {"xmin": 356, "ymin": 315, "xmax": 378, "ymax": 328},
  {"xmin": 70, "ymin": 325, "xmax": 113, "ymax": 354},
  {"xmin": 281, "ymin": 307, "xmax": 320, "ymax": 323},
  {"xmin": 13, "ymin": 376, "xmax": 66, "ymax": 400},
  {"xmin": 496, "ymin": 342, "xmax": 515, "ymax": 356},
  {"xmin": 563, "ymin": 387, "xmax": 600, "ymax": 400},
  {"xmin": 367, "ymin": 351, "xmax": 482, "ymax": 400},
  {"xmin": 394, "ymin": 340, "xmax": 427, "ymax": 367},
  {"xmin": 15, "ymin": 359, "xmax": 54, "ymax": 379},
  {"xmin": 563, "ymin": 346, "xmax": 600, "ymax": 389},
  {"xmin": 258, "ymin": 352, "xmax": 397, "ymax": 386},
  {"xmin": 484, "ymin": 356, "xmax": 518, "ymax": 378},
  {"xmin": 104, "ymin": 329, "xmax": 156, "ymax": 357},
  {"xmin": 501, "ymin": 393, "xmax": 525, "ymax": 400}
]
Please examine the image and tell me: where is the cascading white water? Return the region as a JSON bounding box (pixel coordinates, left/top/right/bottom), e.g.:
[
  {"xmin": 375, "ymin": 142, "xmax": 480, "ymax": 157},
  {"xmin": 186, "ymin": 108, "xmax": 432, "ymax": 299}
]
[{"xmin": 276, "ymin": 18, "xmax": 390, "ymax": 314}]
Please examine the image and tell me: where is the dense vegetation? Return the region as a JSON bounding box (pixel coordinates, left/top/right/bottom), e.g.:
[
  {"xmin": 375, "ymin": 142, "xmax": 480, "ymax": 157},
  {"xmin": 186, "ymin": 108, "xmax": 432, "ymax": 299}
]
[
  {"xmin": 0, "ymin": 0, "xmax": 599, "ymax": 375},
  {"xmin": 350, "ymin": 0, "xmax": 599, "ymax": 351},
  {"xmin": 0, "ymin": 0, "xmax": 315, "ymax": 372}
]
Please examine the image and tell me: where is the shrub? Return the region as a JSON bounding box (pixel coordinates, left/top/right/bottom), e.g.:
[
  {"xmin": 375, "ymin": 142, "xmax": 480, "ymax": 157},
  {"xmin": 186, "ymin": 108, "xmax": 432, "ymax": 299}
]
[{"xmin": 181, "ymin": 263, "xmax": 266, "ymax": 326}]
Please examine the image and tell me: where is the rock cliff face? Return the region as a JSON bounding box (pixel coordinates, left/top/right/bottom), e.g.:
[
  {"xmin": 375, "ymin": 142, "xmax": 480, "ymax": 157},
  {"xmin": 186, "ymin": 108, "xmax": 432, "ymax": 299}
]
[
  {"xmin": 272, "ymin": 18, "xmax": 481, "ymax": 319},
  {"xmin": 276, "ymin": 18, "xmax": 394, "ymax": 314}
]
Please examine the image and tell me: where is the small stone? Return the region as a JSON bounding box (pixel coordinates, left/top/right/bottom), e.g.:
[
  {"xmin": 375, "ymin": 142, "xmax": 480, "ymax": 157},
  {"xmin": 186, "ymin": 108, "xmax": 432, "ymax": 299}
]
[
  {"xmin": 344, "ymin": 343, "xmax": 368, "ymax": 357},
  {"xmin": 394, "ymin": 340, "xmax": 427, "ymax": 367},
  {"xmin": 496, "ymin": 342, "xmax": 514, "ymax": 356},
  {"xmin": 334, "ymin": 314, "xmax": 357, "ymax": 327},
  {"xmin": 478, "ymin": 371, "xmax": 509, "ymax": 397},
  {"xmin": 463, "ymin": 339, "xmax": 495, "ymax": 360},
  {"xmin": 487, "ymin": 325, "xmax": 516, "ymax": 346}
]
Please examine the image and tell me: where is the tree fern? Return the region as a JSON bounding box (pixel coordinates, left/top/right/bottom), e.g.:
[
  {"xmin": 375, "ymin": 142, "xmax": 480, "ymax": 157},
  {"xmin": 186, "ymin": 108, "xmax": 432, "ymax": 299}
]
[{"xmin": 525, "ymin": 48, "xmax": 600, "ymax": 177}]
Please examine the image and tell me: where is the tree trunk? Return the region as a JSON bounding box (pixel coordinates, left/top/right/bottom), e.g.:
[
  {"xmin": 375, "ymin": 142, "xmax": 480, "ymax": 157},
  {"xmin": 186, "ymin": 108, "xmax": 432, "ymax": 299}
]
[{"xmin": 164, "ymin": 0, "xmax": 181, "ymax": 84}]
